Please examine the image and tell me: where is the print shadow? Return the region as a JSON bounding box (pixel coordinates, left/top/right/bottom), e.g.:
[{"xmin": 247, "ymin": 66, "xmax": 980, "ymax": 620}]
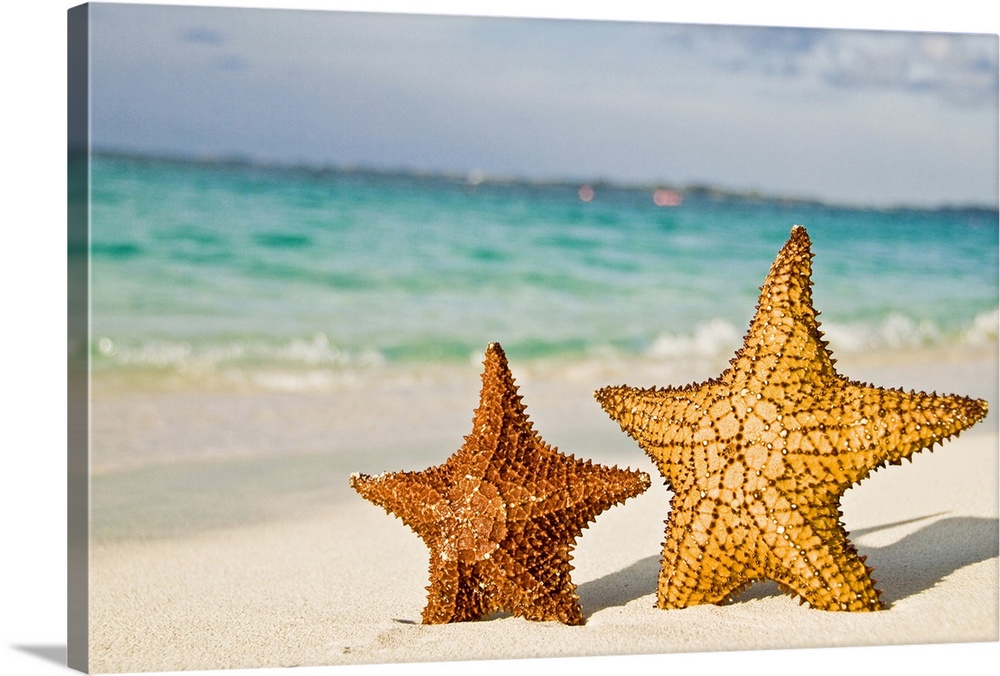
[
  {"xmin": 579, "ymin": 514, "xmax": 999, "ymax": 615},
  {"xmin": 12, "ymin": 644, "xmax": 66, "ymax": 666}
]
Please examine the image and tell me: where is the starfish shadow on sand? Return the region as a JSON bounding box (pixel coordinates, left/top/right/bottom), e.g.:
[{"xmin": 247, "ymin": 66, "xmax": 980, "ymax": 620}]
[
  {"xmin": 577, "ymin": 555, "xmax": 661, "ymax": 614},
  {"xmin": 578, "ymin": 513, "xmax": 999, "ymax": 615},
  {"xmin": 857, "ymin": 514, "xmax": 999, "ymax": 606}
]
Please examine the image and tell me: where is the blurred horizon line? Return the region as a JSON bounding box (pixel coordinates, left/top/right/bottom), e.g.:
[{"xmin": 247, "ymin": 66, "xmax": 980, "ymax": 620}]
[{"xmin": 89, "ymin": 147, "xmax": 1000, "ymax": 214}]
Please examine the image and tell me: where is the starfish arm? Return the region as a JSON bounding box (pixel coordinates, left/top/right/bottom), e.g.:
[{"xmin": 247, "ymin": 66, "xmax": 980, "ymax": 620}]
[
  {"xmin": 756, "ymin": 501, "xmax": 882, "ymax": 611},
  {"xmin": 733, "ymin": 225, "xmax": 839, "ymax": 392},
  {"xmin": 836, "ymin": 381, "xmax": 988, "ymax": 481},
  {"xmin": 657, "ymin": 492, "xmax": 757, "ymax": 608},
  {"xmin": 495, "ymin": 448, "xmax": 651, "ymax": 522},
  {"xmin": 772, "ymin": 380, "xmax": 989, "ymax": 490},
  {"xmin": 452, "ymin": 342, "xmax": 532, "ymax": 478},
  {"xmin": 595, "ymin": 383, "xmax": 707, "ymax": 485},
  {"xmin": 488, "ymin": 531, "xmax": 585, "ymax": 624},
  {"xmin": 349, "ymin": 469, "xmax": 451, "ymax": 541},
  {"xmin": 420, "ymin": 560, "xmax": 500, "ymax": 623},
  {"xmin": 420, "ymin": 558, "xmax": 463, "ymax": 623}
]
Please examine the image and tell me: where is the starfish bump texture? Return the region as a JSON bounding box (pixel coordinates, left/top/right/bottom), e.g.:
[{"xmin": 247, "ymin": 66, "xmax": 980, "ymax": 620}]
[
  {"xmin": 351, "ymin": 342, "xmax": 650, "ymax": 625},
  {"xmin": 596, "ymin": 225, "xmax": 988, "ymax": 612}
]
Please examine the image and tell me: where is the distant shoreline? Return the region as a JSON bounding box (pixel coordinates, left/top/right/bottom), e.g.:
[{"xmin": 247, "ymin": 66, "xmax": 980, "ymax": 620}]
[{"xmin": 89, "ymin": 148, "xmax": 1000, "ymax": 215}]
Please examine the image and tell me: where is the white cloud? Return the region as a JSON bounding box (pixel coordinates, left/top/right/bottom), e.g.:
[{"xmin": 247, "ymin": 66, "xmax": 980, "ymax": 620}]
[{"xmin": 660, "ymin": 25, "xmax": 998, "ymax": 107}]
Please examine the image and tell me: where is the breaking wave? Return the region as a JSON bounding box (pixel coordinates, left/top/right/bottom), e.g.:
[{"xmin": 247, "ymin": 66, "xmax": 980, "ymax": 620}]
[{"xmin": 645, "ymin": 308, "xmax": 998, "ymax": 362}]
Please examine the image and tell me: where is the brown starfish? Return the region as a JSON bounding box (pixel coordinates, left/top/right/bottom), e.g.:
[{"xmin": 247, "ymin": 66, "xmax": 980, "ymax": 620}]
[
  {"xmin": 351, "ymin": 342, "xmax": 650, "ymax": 625},
  {"xmin": 596, "ymin": 225, "xmax": 988, "ymax": 612}
]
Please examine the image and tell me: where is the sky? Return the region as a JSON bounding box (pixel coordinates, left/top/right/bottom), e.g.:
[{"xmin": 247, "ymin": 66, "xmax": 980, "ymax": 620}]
[{"xmin": 85, "ymin": 2, "xmax": 999, "ymax": 208}]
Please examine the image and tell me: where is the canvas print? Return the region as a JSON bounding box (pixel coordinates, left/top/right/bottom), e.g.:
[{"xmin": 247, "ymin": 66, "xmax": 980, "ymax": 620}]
[{"xmin": 68, "ymin": 2, "xmax": 999, "ymax": 674}]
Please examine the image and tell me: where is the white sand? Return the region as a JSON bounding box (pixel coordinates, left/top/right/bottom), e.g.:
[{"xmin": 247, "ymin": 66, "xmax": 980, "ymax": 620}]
[{"xmin": 86, "ymin": 350, "xmax": 999, "ymax": 674}]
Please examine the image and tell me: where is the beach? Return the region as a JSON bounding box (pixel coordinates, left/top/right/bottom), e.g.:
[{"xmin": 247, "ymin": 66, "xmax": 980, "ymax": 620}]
[
  {"xmin": 86, "ymin": 346, "xmax": 999, "ymax": 674},
  {"xmin": 78, "ymin": 153, "xmax": 999, "ymax": 673}
]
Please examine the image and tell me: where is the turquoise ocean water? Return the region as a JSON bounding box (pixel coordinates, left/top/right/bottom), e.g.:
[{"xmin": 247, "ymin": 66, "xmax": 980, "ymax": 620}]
[{"xmin": 88, "ymin": 153, "xmax": 998, "ymax": 389}]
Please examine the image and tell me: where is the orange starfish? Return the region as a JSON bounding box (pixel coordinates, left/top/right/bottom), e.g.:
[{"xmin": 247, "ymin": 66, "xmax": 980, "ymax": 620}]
[
  {"xmin": 596, "ymin": 225, "xmax": 988, "ymax": 611},
  {"xmin": 351, "ymin": 342, "xmax": 650, "ymax": 624}
]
